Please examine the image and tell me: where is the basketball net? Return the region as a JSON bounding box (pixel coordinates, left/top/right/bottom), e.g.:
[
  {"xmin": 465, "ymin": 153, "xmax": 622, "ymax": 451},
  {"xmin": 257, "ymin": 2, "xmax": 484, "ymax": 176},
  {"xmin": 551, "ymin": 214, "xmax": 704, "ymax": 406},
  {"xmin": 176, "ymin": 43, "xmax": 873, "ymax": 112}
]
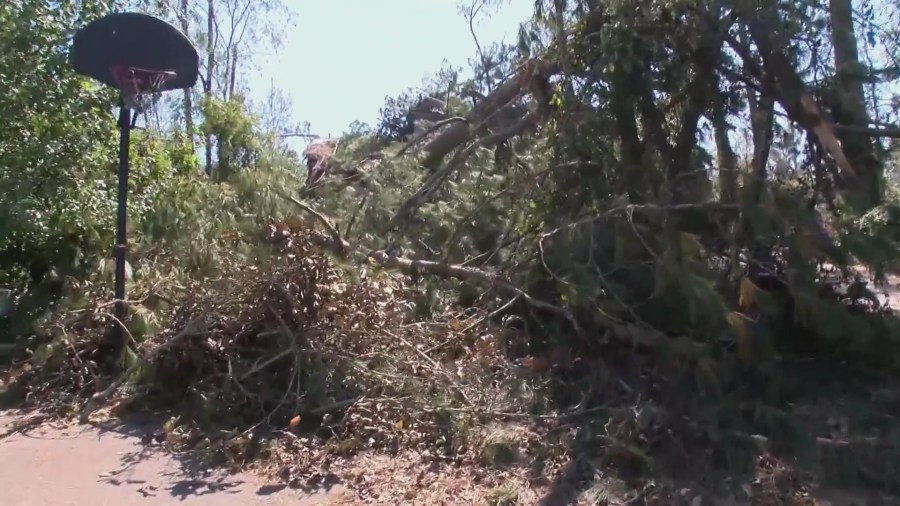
[{"xmin": 110, "ymin": 66, "xmax": 175, "ymax": 113}]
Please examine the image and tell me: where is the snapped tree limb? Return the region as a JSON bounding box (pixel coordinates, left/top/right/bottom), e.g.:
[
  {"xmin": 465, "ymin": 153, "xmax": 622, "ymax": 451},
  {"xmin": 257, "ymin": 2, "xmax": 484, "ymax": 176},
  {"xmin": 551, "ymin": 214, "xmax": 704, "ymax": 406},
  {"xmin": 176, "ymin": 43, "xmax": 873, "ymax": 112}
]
[
  {"xmin": 389, "ymin": 109, "xmax": 544, "ymax": 233},
  {"xmin": 744, "ymin": 17, "xmax": 857, "ymax": 181},
  {"xmin": 419, "ymin": 59, "xmax": 558, "ymax": 170},
  {"xmin": 396, "ymin": 116, "xmax": 468, "ymax": 157},
  {"xmin": 276, "ymin": 190, "xmax": 350, "ymax": 255}
]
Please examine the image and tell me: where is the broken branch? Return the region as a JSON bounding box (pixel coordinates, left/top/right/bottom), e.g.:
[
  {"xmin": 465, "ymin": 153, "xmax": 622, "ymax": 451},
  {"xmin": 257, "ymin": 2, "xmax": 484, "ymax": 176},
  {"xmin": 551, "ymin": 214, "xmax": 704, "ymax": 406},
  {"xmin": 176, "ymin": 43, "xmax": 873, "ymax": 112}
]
[
  {"xmin": 277, "ymin": 191, "xmax": 350, "ymax": 255},
  {"xmin": 367, "ymin": 250, "xmax": 584, "ymax": 338}
]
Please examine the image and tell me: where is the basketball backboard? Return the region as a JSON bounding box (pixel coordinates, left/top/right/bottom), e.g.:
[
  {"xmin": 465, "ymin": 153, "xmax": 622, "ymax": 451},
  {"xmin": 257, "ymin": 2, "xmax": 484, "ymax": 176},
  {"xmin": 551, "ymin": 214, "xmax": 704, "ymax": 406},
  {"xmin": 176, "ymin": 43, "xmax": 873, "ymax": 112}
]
[{"xmin": 71, "ymin": 12, "xmax": 200, "ymax": 96}]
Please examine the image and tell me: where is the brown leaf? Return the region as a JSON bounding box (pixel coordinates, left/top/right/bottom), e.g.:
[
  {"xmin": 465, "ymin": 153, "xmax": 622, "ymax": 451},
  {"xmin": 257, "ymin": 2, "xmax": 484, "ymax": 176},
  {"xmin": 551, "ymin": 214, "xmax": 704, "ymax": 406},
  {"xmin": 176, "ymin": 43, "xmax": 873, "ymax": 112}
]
[
  {"xmin": 728, "ymin": 311, "xmax": 755, "ymax": 365},
  {"xmin": 519, "ymin": 356, "xmax": 550, "ymax": 373}
]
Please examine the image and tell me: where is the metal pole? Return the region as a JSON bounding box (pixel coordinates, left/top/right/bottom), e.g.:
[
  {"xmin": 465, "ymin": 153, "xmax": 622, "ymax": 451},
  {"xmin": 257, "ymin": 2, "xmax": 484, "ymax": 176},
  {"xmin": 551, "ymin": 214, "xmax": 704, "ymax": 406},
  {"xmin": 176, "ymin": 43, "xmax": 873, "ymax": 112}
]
[{"xmin": 111, "ymin": 101, "xmax": 133, "ymax": 359}]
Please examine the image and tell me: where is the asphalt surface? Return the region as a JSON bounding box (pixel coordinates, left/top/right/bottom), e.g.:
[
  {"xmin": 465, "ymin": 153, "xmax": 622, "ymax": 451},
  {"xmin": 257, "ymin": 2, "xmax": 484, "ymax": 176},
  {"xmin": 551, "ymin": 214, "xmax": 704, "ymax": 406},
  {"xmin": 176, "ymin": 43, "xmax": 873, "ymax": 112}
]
[{"xmin": 0, "ymin": 412, "xmax": 345, "ymax": 505}]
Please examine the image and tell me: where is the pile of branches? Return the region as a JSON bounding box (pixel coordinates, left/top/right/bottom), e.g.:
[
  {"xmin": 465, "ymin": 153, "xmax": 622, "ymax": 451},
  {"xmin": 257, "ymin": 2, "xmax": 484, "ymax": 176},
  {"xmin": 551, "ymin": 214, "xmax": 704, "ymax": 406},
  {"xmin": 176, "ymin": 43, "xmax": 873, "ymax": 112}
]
[
  {"xmin": 143, "ymin": 238, "xmax": 434, "ymax": 436},
  {"xmin": 4, "ymin": 225, "xmax": 551, "ymax": 471}
]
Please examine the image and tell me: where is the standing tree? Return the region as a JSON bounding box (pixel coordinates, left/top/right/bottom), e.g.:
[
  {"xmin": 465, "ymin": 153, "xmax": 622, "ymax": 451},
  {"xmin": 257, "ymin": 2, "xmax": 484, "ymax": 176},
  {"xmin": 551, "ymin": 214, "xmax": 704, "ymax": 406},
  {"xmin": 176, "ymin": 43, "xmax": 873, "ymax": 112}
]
[{"xmin": 830, "ymin": 0, "xmax": 881, "ymax": 210}]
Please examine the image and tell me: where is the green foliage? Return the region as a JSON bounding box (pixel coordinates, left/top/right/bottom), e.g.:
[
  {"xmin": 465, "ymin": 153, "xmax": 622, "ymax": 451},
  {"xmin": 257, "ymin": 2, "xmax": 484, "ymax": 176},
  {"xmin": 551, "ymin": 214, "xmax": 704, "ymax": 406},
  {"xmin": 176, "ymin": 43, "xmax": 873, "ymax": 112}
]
[
  {"xmin": 375, "ymin": 89, "xmax": 424, "ymax": 141},
  {"xmin": 311, "ymin": 134, "xmax": 518, "ymax": 266},
  {"xmin": 0, "ymin": 0, "xmax": 116, "ymax": 286},
  {"xmin": 201, "ymin": 94, "xmax": 269, "ymax": 181}
]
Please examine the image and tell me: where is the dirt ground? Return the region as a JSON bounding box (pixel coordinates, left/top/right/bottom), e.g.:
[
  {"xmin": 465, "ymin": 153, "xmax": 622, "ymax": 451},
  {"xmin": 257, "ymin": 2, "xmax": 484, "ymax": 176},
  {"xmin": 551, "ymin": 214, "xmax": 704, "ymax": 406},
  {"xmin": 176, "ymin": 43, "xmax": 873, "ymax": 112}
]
[{"xmin": 0, "ymin": 411, "xmax": 348, "ymax": 505}]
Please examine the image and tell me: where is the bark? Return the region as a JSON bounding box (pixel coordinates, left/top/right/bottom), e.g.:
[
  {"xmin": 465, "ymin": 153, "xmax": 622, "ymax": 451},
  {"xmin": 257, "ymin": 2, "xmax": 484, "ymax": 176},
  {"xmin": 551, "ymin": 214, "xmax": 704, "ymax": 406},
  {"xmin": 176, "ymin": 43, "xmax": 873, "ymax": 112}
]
[
  {"xmin": 390, "ymin": 110, "xmax": 543, "ymax": 231},
  {"xmin": 610, "ymin": 60, "xmax": 645, "ymax": 199},
  {"xmin": 829, "ymin": 0, "xmax": 881, "ymax": 210},
  {"xmin": 632, "ymin": 29, "xmax": 722, "ymax": 203},
  {"xmin": 418, "ymin": 6, "xmax": 606, "ymax": 170},
  {"xmin": 368, "ymin": 250, "xmax": 585, "ymax": 336},
  {"xmin": 668, "ymin": 32, "xmax": 724, "ymax": 202},
  {"xmin": 228, "ymin": 48, "xmax": 238, "ymax": 100},
  {"xmin": 281, "ymin": 193, "xmax": 350, "ymax": 255},
  {"xmin": 746, "ymin": 86, "xmax": 774, "ymax": 204},
  {"xmin": 179, "ymin": 0, "xmax": 194, "ymax": 144},
  {"xmin": 713, "ymin": 88, "xmax": 740, "ymax": 273},
  {"xmin": 735, "ymin": 25, "xmax": 775, "ymax": 205},
  {"xmin": 553, "ymin": 0, "xmax": 573, "ymax": 97},
  {"xmin": 712, "ymin": 94, "xmax": 738, "ymax": 206},
  {"xmin": 367, "ymin": 250, "xmax": 707, "ymax": 358},
  {"xmin": 204, "ymin": 0, "xmax": 215, "ymax": 176}
]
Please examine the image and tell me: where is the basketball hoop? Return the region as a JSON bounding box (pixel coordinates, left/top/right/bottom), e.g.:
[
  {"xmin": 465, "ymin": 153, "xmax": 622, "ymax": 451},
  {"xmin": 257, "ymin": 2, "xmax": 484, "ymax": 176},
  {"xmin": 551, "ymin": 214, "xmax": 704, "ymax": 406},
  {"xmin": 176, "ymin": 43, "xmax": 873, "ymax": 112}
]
[
  {"xmin": 109, "ymin": 65, "xmax": 176, "ymax": 112},
  {"xmin": 71, "ymin": 12, "xmax": 200, "ymax": 366}
]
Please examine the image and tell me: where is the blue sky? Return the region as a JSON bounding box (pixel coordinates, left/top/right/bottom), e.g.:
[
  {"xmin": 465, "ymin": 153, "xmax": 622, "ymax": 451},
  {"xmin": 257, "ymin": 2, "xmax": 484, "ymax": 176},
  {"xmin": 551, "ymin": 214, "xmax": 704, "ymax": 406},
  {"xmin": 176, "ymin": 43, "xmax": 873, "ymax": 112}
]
[{"xmin": 243, "ymin": 0, "xmax": 534, "ymax": 141}]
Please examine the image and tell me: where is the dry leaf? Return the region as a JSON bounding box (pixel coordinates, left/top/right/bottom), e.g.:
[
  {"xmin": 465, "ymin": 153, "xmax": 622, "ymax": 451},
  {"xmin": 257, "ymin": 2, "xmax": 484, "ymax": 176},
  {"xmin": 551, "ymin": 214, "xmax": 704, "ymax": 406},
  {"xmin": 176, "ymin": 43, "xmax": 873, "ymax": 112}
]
[
  {"xmin": 728, "ymin": 311, "xmax": 754, "ymax": 365},
  {"xmin": 519, "ymin": 356, "xmax": 550, "ymax": 373},
  {"xmin": 739, "ymin": 277, "xmax": 757, "ymax": 311},
  {"xmin": 679, "ymin": 232, "xmax": 704, "ymax": 259}
]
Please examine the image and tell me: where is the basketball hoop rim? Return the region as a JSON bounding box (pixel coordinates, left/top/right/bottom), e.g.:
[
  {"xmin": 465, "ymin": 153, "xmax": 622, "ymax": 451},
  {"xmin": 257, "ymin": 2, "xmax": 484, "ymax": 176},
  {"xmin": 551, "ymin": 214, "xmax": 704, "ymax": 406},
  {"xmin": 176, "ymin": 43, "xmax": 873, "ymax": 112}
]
[{"xmin": 109, "ymin": 65, "xmax": 178, "ymax": 96}]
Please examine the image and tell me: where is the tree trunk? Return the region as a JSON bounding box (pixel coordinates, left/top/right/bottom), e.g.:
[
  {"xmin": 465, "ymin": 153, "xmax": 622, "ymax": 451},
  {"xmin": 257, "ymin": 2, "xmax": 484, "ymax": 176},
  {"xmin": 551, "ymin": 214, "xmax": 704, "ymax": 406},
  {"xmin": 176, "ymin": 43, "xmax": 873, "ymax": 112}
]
[
  {"xmin": 744, "ymin": 17, "xmax": 856, "ymax": 184},
  {"xmin": 204, "ymin": 0, "xmax": 216, "ymax": 177},
  {"xmin": 713, "ymin": 90, "xmax": 741, "ymax": 273},
  {"xmin": 830, "ymin": 0, "xmax": 880, "ymax": 210},
  {"xmin": 712, "ymin": 95, "xmax": 737, "ymax": 206},
  {"xmin": 228, "ymin": 47, "xmax": 238, "ymax": 100},
  {"xmin": 179, "ymin": 0, "xmax": 194, "ymax": 146},
  {"xmin": 421, "ymin": 72, "xmax": 531, "ymax": 169},
  {"xmin": 746, "ymin": 87, "xmax": 774, "ymax": 205}
]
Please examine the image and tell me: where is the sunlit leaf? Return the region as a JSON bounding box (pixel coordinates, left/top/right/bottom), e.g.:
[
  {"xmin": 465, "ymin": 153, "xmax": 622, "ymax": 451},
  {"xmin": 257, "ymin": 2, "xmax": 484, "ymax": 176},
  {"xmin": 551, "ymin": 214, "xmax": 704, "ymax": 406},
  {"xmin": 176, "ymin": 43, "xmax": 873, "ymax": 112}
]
[
  {"xmin": 739, "ymin": 277, "xmax": 757, "ymax": 311},
  {"xmin": 728, "ymin": 311, "xmax": 755, "ymax": 365}
]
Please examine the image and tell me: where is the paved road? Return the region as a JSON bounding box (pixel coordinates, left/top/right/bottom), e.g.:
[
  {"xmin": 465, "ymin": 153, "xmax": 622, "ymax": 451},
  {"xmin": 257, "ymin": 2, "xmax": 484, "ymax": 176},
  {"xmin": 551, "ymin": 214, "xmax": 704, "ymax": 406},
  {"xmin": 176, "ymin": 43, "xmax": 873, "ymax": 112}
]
[{"xmin": 0, "ymin": 411, "xmax": 346, "ymax": 505}]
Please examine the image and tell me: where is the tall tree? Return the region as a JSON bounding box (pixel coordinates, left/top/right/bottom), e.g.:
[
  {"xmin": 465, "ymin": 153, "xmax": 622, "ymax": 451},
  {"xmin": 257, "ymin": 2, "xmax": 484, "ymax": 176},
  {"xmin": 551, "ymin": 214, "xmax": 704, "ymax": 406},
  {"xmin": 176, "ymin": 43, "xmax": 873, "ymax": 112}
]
[
  {"xmin": 830, "ymin": 0, "xmax": 881, "ymax": 210},
  {"xmin": 204, "ymin": 0, "xmax": 215, "ymax": 175},
  {"xmin": 179, "ymin": 0, "xmax": 194, "ymax": 144}
]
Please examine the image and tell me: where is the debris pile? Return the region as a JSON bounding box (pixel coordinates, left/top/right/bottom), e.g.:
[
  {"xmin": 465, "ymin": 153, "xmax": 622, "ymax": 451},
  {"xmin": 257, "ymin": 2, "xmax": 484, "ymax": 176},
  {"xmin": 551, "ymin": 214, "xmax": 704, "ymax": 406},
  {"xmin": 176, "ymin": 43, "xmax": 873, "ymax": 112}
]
[{"xmin": 2, "ymin": 224, "xmax": 553, "ymax": 494}]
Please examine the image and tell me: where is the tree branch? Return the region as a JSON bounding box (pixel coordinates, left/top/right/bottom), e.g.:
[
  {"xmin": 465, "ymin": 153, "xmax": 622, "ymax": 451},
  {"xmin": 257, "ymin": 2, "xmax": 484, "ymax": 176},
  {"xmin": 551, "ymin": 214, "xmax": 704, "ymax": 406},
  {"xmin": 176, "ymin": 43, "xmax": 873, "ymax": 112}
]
[
  {"xmin": 832, "ymin": 123, "xmax": 900, "ymax": 138},
  {"xmin": 744, "ymin": 16, "xmax": 857, "ymax": 180},
  {"xmin": 420, "ymin": 59, "xmax": 558, "ymax": 169},
  {"xmin": 276, "ymin": 191, "xmax": 350, "ymax": 255},
  {"xmin": 389, "ymin": 110, "xmax": 544, "ymax": 233},
  {"xmin": 367, "ymin": 250, "xmax": 584, "ymax": 338},
  {"xmin": 367, "ymin": 250, "xmax": 707, "ymax": 358}
]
